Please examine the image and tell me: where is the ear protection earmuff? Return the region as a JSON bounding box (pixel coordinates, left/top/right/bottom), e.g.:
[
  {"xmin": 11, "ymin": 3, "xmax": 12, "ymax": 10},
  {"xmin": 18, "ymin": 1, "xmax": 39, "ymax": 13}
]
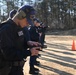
[{"xmin": 17, "ymin": 10, "xmax": 26, "ymax": 20}]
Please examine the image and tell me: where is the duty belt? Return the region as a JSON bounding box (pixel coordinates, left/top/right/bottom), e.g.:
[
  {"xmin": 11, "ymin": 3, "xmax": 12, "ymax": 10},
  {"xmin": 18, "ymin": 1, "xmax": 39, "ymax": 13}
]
[{"xmin": 12, "ymin": 60, "xmax": 25, "ymax": 67}]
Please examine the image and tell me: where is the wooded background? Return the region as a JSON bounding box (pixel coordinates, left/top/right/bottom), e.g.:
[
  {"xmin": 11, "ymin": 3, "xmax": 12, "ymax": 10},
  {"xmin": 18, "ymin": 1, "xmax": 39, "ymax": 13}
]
[{"xmin": 0, "ymin": 0, "xmax": 76, "ymax": 30}]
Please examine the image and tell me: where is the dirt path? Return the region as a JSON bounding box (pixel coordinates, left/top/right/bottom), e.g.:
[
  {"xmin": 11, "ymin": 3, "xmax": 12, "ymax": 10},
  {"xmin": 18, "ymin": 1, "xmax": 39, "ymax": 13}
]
[{"xmin": 23, "ymin": 35, "xmax": 76, "ymax": 75}]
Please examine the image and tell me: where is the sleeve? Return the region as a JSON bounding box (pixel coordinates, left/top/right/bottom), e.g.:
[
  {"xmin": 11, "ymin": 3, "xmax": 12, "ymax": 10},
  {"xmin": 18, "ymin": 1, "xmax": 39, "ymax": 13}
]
[
  {"xmin": 23, "ymin": 27, "xmax": 30, "ymax": 42},
  {"xmin": 29, "ymin": 27, "xmax": 39, "ymax": 42},
  {"xmin": 1, "ymin": 28, "xmax": 31, "ymax": 61}
]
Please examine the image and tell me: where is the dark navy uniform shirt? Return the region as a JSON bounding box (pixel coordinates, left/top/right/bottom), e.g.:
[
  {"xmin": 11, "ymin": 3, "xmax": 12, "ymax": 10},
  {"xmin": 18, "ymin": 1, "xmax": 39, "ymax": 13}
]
[
  {"xmin": 23, "ymin": 27, "xmax": 30, "ymax": 43},
  {"xmin": 0, "ymin": 19, "xmax": 31, "ymax": 61},
  {"xmin": 29, "ymin": 26, "xmax": 39, "ymax": 42}
]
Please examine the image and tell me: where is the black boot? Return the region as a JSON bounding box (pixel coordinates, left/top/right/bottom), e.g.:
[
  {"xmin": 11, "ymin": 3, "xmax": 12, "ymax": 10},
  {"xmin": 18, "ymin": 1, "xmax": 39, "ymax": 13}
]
[
  {"xmin": 29, "ymin": 66, "xmax": 39, "ymax": 74},
  {"xmin": 37, "ymin": 54, "xmax": 41, "ymax": 58},
  {"xmin": 34, "ymin": 67, "xmax": 39, "ymax": 71}
]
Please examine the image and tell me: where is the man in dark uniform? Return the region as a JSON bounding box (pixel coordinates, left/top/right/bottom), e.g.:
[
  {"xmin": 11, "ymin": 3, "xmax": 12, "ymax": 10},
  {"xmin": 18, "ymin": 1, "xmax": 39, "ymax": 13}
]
[
  {"xmin": 28, "ymin": 18, "xmax": 41, "ymax": 74},
  {"xmin": 9, "ymin": 8, "xmax": 41, "ymax": 74},
  {"xmin": 0, "ymin": 5, "xmax": 41, "ymax": 75},
  {"xmin": 39, "ymin": 22, "xmax": 48, "ymax": 48}
]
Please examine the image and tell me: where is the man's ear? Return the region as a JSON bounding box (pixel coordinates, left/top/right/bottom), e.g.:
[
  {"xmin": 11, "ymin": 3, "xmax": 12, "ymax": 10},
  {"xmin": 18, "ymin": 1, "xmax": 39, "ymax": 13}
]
[{"xmin": 17, "ymin": 10, "xmax": 26, "ymax": 20}]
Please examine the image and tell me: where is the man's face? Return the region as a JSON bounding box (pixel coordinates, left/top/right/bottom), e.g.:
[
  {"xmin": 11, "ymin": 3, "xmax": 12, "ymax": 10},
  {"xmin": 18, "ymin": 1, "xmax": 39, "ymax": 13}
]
[
  {"xmin": 19, "ymin": 15, "xmax": 35, "ymax": 28},
  {"xmin": 26, "ymin": 15, "xmax": 35, "ymax": 26},
  {"xmin": 19, "ymin": 18, "xmax": 29, "ymax": 28},
  {"xmin": 34, "ymin": 21, "xmax": 40, "ymax": 27}
]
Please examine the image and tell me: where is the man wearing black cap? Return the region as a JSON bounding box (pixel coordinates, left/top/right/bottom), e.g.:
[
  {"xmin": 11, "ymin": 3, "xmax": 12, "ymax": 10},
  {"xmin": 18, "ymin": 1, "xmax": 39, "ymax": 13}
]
[
  {"xmin": 29, "ymin": 18, "xmax": 41, "ymax": 74},
  {"xmin": 9, "ymin": 7, "xmax": 41, "ymax": 75},
  {"xmin": 39, "ymin": 22, "xmax": 48, "ymax": 48},
  {"xmin": 0, "ymin": 5, "xmax": 41, "ymax": 75},
  {"xmin": 0, "ymin": 9, "xmax": 17, "ymax": 75}
]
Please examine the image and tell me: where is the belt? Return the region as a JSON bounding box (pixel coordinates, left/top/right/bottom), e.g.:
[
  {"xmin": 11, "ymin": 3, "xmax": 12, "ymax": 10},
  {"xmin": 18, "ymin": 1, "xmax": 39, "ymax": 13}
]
[{"xmin": 12, "ymin": 60, "xmax": 25, "ymax": 67}]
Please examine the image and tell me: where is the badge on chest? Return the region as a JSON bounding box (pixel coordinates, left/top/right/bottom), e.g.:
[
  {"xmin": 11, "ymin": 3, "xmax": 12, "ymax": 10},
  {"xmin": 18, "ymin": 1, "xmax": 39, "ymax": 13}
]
[{"xmin": 18, "ymin": 31, "xmax": 24, "ymax": 36}]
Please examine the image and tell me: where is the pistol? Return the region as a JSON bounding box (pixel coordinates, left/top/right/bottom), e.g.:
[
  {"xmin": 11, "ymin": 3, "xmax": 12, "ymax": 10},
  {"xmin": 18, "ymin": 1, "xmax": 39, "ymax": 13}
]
[{"xmin": 30, "ymin": 44, "xmax": 42, "ymax": 51}]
